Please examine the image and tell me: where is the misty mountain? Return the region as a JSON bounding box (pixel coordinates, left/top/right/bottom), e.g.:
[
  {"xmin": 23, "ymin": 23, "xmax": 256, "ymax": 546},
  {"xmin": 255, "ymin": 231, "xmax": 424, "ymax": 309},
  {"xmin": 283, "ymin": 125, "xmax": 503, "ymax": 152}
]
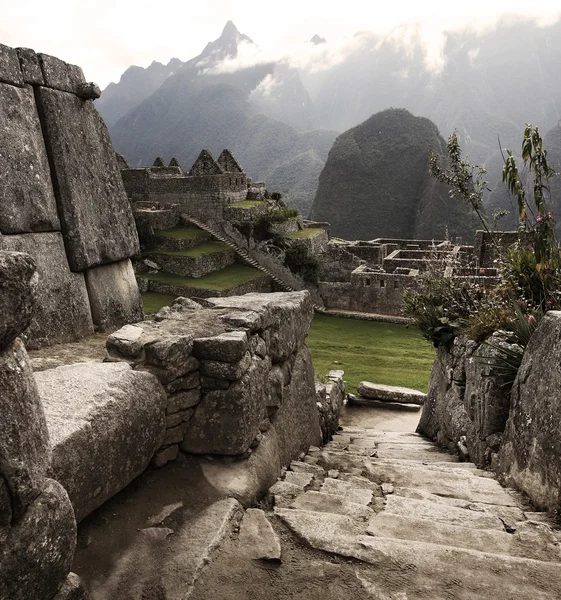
[
  {"xmin": 101, "ymin": 21, "xmax": 329, "ymax": 213},
  {"xmin": 310, "ymin": 109, "xmax": 481, "ymax": 241}
]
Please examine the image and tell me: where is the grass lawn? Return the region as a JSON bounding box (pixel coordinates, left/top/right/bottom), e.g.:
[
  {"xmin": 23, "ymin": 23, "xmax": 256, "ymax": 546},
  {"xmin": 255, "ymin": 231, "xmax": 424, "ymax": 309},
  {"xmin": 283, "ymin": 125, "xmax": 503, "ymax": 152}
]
[
  {"xmin": 290, "ymin": 227, "xmax": 325, "ymax": 239},
  {"xmin": 153, "ymin": 226, "xmax": 208, "ymax": 240},
  {"xmin": 141, "ymin": 291, "xmax": 177, "ymax": 314},
  {"xmin": 138, "ymin": 264, "xmax": 267, "ymax": 291},
  {"xmin": 307, "ymin": 314, "xmax": 435, "ymax": 393},
  {"xmin": 228, "ymin": 200, "xmax": 265, "ymax": 208},
  {"xmin": 147, "ymin": 241, "xmax": 231, "ymax": 258}
]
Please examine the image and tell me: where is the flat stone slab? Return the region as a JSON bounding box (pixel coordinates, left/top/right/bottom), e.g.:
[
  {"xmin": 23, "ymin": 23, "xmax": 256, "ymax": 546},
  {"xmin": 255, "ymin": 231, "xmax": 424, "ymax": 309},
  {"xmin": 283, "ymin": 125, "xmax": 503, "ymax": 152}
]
[
  {"xmin": 238, "ymin": 508, "xmax": 281, "ymax": 561},
  {"xmin": 36, "ymin": 362, "xmax": 166, "ymax": 521},
  {"xmin": 35, "ymin": 87, "xmax": 139, "ymax": 271},
  {"xmin": 0, "ymin": 83, "xmax": 60, "ymax": 234},
  {"xmin": 291, "ymin": 491, "xmax": 373, "ymax": 521},
  {"xmin": 161, "ymin": 498, "xmax": 244, "ymax": 598},
  {"xmin": 357, "ymin": 381, "xmax": 426, "ymax": 405}
]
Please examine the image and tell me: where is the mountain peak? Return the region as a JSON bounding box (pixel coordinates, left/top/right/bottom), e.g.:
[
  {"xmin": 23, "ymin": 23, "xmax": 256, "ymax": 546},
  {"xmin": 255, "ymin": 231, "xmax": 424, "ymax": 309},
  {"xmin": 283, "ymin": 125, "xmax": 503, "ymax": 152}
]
[
  {"xmin": 221, "ymin": 20, "xmax": 239, "ymax": 39},
  {"xmin": 310, "ymin": 34, "xmax": 327, "ymax": 45}
]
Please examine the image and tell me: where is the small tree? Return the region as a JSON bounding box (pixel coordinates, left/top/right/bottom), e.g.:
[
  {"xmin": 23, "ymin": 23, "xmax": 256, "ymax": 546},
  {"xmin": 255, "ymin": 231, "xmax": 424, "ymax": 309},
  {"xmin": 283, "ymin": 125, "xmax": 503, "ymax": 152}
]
[{"xmin": 429, "ymin": 132, "xmax": 490, "ymax": 233}]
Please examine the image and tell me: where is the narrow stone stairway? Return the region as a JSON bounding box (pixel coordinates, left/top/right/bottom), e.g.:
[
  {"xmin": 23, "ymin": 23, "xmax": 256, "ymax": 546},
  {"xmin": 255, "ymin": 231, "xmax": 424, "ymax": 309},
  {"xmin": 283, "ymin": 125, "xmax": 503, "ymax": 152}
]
[{"xmin": 189, "ymin": 427, "xmax": 561, "ymax": 600}]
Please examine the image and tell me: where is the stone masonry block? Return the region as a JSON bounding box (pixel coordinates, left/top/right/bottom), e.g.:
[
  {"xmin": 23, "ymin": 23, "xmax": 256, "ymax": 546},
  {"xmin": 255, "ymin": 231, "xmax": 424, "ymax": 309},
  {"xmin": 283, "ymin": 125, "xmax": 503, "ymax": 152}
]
[
  {"xmin": 0, "ymin": 233, "xmax": 94, "ymax": 349},
  {"xmin": 0, "ymin": 83, "xmax": 60, "ymax": 234},
  {"xmin": 38, "ymin": 53, "xmax": 86, "ymax": 94},
  {"xmin": 199, "ymin": 351, "xmax": 252, "ymax": 381},
  {"xmin": 15, "ymin": 48, "xmax": 44, "ymax": 85},
  {"xmin": 0, "ymin": 479, "xmax": 76, "ymax": 600},
  {"xmin": 0, "ymin": 43, "xmax": 24, "ymax": 86},
  {"xmin": 0, "ymin": 339, "xmax": 51, "ymax": 518},
  {"xmin": 166, "ymin": 389, "xmax": 201, "ymax": 414},
  {"xmin": 85, "ymin": 259, "xmax": 144, "ymax": 333},
  {"xmin": 144, "ymin": 335, "xmax": 194, "ymax": 369},
  {"xmin": 182, "ymin": 356, "xmax": 270, "ymax": 455},
  {"xmin": 192, "ymin": 330, "xmax": 249, "ymax": 363},
  {"xmin": 0, "ymin": 251, "xmax": 38, "ymax": 350},
  {"xmin": 35, "ymin": 86, "xmax": 140, "ymax": 271},
  {"xmin": 36, "ymin": 362, "xmax": 166, "ymax": 521}
]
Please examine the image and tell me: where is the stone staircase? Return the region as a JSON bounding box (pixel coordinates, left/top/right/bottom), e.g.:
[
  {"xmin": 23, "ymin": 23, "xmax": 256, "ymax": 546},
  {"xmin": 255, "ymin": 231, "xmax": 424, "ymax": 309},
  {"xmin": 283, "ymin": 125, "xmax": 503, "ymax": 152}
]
[
  {"xmin": 189, "ymin": 427, "xmax": 561, "ymax": 600},
  {"xmin": 137, "ymin": 221, "xmax": 273, "ymax": 308}
]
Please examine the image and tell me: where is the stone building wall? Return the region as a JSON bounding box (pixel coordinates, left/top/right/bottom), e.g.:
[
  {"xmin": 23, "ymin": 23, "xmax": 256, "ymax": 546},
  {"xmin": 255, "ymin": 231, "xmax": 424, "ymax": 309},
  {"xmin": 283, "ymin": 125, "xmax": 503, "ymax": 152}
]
[
  {"xmin": 106, "ymin": 292, "xmax": 323, "ymax": 468},
  {"xmin": 0, "ymin": 43, "xmax": 142, "ymax": 348},
  {"xmin": 120, "ymin": 151, "xmax": 249, "ymax": 222},
  {"xmin": 419, "ymin": 316, "xmax": 561, "ymax": 514}
]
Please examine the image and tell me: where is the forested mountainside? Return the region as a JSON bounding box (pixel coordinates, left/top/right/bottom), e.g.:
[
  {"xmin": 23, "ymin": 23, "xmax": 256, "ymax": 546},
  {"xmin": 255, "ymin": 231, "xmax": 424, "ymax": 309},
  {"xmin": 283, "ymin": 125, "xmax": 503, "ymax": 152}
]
[{"xmin": 310, "ymin": 109, "xmax": 480, "ymax": 241}]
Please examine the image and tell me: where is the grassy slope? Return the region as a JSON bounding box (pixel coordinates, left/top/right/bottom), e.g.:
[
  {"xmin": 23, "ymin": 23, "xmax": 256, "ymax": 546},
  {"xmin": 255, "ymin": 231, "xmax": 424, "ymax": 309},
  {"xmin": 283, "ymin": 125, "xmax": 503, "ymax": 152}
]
[
  {"xmin": 138, "ymin": 263, "xmax": 267, "ymax": 291},
  {"xmin": 290, "ymin": 228, "xmax": 324, "ymax": 239},
  {"xmin": 141, "ymin": 292, "xmax": 177, "ymax": 314},
  {"xmin": 307, "ymin": 314, "xmax": 435, "ymax": 393},
  {"xmin": 147, "ymin": 241, "xmax": 231, "ymax": 258},
  {"xmin": 154, "ymin": 226, "xmax": 208, "ymax": 240}
]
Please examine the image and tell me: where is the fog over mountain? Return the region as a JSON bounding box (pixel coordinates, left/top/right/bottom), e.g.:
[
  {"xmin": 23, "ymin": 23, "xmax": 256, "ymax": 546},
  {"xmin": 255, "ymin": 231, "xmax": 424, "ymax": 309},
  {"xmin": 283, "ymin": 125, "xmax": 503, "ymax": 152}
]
[{"xmin": 98, "ymin": 16, "xmax": 561, "ymax": 226}]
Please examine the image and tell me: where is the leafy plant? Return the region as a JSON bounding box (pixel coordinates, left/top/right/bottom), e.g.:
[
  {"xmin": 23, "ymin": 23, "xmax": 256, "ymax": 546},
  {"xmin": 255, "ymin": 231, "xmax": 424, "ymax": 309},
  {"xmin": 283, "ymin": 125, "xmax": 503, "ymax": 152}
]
[{"xmin": 429, "ymin": 131, "xmax": 491, "ymax": 233}]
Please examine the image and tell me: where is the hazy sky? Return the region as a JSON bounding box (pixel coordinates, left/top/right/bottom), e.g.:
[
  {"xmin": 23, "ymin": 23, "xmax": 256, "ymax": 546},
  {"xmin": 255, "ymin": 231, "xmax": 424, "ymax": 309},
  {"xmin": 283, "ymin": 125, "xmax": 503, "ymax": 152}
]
[{"xmin": 2, "ymin": 1, "xmax": 561, "ymax": 87}]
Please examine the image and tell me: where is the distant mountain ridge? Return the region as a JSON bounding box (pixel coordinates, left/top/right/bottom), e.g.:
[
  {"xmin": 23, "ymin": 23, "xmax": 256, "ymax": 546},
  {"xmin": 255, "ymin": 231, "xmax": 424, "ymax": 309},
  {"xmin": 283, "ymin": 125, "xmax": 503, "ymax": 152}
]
[{"xmin": 98, "ymin": 17, "xmax": 561, "ymax": 228}]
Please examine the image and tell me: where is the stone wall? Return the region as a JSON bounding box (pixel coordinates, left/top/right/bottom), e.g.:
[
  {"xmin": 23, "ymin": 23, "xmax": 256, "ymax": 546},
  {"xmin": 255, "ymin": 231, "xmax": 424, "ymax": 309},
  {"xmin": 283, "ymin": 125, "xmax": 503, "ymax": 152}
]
[
  {"xmin": 316, "ymin": 370, "xmax": 346, "ymax": 443},
  {"xmin": 0, "ymin": 250, "xmax": 88, "ymax": 600},
  {"xmin": 0, "ymin": 43, "xmax": 142, "ymax": 348},
  {"xmin": 418, "ymin": 318, "xmax": 561, "ymax": 514},
  {"xmin": 319, "ymin": 269, "xmax": 416, "ymax": 316},
  {"xmin": 106, "ymin": 292, "xmax": 323, "ymax": 468}
]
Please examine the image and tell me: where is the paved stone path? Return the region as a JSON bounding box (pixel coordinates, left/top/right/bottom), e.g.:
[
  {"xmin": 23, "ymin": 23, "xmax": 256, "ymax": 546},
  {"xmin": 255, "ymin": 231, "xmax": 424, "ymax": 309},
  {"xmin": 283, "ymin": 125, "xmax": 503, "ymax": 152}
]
[{"xmin": 192, "ymin": 427, "xmax": 561, "ymax": 600}]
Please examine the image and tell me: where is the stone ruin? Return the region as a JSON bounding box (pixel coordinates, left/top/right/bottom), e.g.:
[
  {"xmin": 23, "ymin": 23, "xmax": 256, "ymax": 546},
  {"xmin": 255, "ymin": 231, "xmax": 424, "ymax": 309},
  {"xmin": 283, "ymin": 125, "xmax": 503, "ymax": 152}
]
[
  {"xmin": 0, "ymin": 43, "xmax": 346, "ymax": 599},
  {"xmin": 0, "ymin": 42, "xmax": 142, "ymax": 349},
  {"xmin": 120, "ymin": 149, "xmax": 254, "ymax": 222}
]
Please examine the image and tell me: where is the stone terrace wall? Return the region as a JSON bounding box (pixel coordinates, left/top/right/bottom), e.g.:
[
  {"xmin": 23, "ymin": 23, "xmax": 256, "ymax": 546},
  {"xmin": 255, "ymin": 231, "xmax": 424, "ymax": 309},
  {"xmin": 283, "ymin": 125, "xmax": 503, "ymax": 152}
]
[
  {"xmin": 419, "ymin": 318, "xmax": 561, "ymax": 514},
  {"xmin": 106, "ymin": 292, "xmax": 323, "ymax": 469},
  {"xmin": 0, "ymin": 44, "xmax": 142, "ymax": 348},
  {"xmin": 0, "ymin": 251, "xmax": 88, "ymax": 600}
]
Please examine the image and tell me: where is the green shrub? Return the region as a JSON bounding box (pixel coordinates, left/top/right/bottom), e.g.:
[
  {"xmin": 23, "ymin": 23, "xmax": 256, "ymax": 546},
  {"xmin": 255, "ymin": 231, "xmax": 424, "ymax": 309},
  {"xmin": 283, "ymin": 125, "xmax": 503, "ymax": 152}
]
[{"xmin": 284, "ymin": 245, "xmax": 319, "ymax": 284}]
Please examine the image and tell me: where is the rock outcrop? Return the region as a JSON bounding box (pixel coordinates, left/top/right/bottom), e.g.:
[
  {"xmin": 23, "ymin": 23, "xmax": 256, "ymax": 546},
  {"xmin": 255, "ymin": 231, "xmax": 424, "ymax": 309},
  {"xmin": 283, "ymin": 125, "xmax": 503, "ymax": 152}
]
[
  {"xmin": 0, "ymin": 42, "xmax": 142, "ymax": 348},
  {"xmin": 310, "ymin": 108, "xmax": 480, "ymax": 241}
]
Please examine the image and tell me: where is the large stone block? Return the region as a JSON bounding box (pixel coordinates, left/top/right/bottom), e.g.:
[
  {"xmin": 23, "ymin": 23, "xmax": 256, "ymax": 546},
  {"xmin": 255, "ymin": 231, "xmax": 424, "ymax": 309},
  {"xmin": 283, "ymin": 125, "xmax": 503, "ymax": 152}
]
[
  {"xmin": 0, "ymin": 83, "xmax": 60, "ymax": 234},
  {"xmin": 0, "ymin": 338, "xmax": 51, "ymax": 518},
  {"xmin": 15, "ymin": 47, "xmax": 44, "ymax": 85},
  {"xmin": 182, "ymin": 355, "xmax": 271, "ymax": 455},
  {"xmin": 272, "ymin": 345, "xmax": 322, "ymax": 465},
  {"xmin": 0, "ymin": 42, "xmax": 23, "ymax": 86},
  {"xmin": 192, "ymin": 330, "xmax": 249, "ymax": 363},
  {"xmin": 0, "ymin": 251, "xmax": 38, "ymax": 349},
  {"xmin": 35, "ymin": 87, "xmax": 140, "ymax": 271},
  {"xmin": 0, "ymin": 479, "xmax": 76, "ymax": 600},
  {"xmin": 38, "ymin": 53, "xmax": 86, "ymax": 94},
  {"xmin": 205, "ymin": 292, "xmax": 314, "ymax": 360},
  {"xmin": 498, "ymin": 311, "xmax": 561, "ymax": 511},
  {"xmin": 0, "ymin": 233, "xmax": 94, "ymax": 348},
  {"xmin": 36, "ymin": 362, "xmax": 166, "ymax": 521},
  {"xmin": 85, "ymin": 259, "xmax": 143, "ymax": 332}
]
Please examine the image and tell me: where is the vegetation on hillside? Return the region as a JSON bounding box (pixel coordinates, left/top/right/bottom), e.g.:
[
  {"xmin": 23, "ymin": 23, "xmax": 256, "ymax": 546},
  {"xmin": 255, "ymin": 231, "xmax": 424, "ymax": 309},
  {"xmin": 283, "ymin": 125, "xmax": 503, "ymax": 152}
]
[
  {"xmin": 310, "ymin": 109, "xmax": 481, "ymax": 241},
  {"xmin": 403, "ymin": 126, "xmax": 561, "ymax": 378}
]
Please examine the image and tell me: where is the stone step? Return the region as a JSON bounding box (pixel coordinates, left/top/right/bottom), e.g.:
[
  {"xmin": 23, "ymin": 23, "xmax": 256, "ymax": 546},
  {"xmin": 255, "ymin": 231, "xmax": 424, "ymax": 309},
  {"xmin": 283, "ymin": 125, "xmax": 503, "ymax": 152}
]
[
  {"xmin": 144, "ymin": 242, "xmax": 236, "ymax": 278},
  {"xmin": 151, "ymin": 226, "xmax": 212, "ymax": 251},
  {"xmin": 374, "ymin": 442, "xmax": 461, "ymax": 462},
  {"xmin": 137, "ymin": 264, "xmax": 272, "ymax": 299},
  {"xmin": 290, "ymin": 490, "xmax": 374, "ymax": 521},
  {"xmin": 367, "ymin": 512, "xmax": 561, "ymax": 563},
  {"xmin": 356, "ymin": 381, "xmax": 426, "ymax": 405},
  {"xmin": 238, "ymin": 508, "xmax": 281, "ymax": 562},
  {"xmin": 383, "ymin": 494, "xmax": 506, "ymax": 530},
  {"xmin": 276, "ymin": 508, "xmax": 561, "ymax": 600}
]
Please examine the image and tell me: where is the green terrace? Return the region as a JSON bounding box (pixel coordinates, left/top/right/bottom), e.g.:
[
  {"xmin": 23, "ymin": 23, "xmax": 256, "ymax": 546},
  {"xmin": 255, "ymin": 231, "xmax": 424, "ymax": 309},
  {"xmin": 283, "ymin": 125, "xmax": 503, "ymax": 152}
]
[
  {"xmin": 153, "ymin": 226, "xmax": 209, "ymax": 240},
  {"xmin": 227, "ymin": 200, "xmax": 265, "ymax": 209},
  {"xmin": 141, "ymin": 292, "xmax": 177, "ymax": 315},
  {"xmin": 145, "ymin": 241, "xmax": 232, "ymax": 258},
  {"xmin": 307, "ymin": 313, "xmax": 434, "ymax": 393},
  {"xmin": 289, "ymin": 227, "xmax": 325, "ymax": 239},
  {"xmin": 138, "ymin": 263, "xmax": 268, "ymax": 292}
]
